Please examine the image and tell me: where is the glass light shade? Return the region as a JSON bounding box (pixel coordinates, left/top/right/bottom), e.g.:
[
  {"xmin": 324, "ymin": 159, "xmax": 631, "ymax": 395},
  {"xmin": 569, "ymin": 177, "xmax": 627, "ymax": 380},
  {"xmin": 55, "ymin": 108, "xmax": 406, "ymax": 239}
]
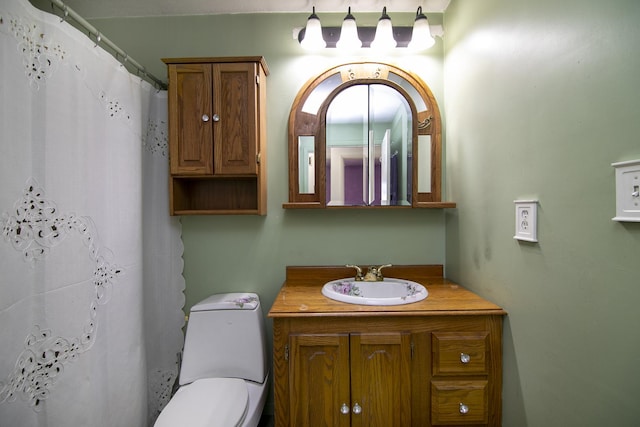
[
  {"xmin": 371, "ymin": 8, "xmax": 396, "ymax": 50},
  {"xmin": 408, "ymin": 8, "xmax": 435, "ymax": 50},
  {"xmin": 336, "ymin": 9, "xmax": 361, "ymax": 50},
  {"xmin": 300, "ymin": 8, "xmax": 326, "ymax": 50}
]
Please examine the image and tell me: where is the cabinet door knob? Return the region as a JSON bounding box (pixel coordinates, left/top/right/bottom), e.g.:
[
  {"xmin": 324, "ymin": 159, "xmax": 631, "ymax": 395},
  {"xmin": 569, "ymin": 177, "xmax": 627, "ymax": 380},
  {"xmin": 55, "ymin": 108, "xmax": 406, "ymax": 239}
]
[
  {"xmin": 340, "ymin": 403, "xmax": 350, "ymax": 415},
  {"xmin": 459, "ymin": 403, "xmax": 469, "ymax": 414},
  {"xmin": 201, "ymin": 114, "xmax": 210, "ymax": 122},
  {"xmin": 212, "ymin": 113, "xmax": 220, "ymax": 122},
  {"xmin": 352, "ymin": 402, "xmax": 362, "ymax": 415},
  {"xmin": 460, "ymin": 352, "xmax": 471, "ymax": 364}
]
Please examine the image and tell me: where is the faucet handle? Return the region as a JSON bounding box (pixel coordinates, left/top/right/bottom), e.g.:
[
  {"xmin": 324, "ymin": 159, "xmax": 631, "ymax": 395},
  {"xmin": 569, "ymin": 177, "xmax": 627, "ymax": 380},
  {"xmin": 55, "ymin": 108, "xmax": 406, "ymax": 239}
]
[
  {"xmin": 375, "ymin": 264, "xmax": 392, "ymax": 280},
  {"xmin": 346, "ymin": 264, "xmax": 364, "ymax": 281}
]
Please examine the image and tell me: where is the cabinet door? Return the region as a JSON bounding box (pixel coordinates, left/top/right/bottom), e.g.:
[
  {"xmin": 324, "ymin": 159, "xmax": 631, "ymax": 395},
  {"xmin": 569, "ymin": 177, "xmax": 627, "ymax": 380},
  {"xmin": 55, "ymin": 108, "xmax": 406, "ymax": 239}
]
[
  {"xmin": 289, "ymin": 334, "xmax": 351, "ymax": 427},
  {"xmin": 168, "ymin": 63, "xmax": 213, "ymax": 175},
  {"xmin": 213, "ymin": 62, "xmax": 259, "ymax": 175},
  {"xmin": 350, "ymin": 333, "xmax": 412, "ymax": 427}
]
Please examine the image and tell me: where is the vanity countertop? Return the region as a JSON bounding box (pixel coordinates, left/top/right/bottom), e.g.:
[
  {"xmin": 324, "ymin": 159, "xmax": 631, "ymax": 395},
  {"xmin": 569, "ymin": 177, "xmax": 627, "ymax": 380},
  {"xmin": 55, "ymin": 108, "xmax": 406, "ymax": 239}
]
[{"xmin": 268, "ymin": 265, "xmax": 506, "ymax": 318}]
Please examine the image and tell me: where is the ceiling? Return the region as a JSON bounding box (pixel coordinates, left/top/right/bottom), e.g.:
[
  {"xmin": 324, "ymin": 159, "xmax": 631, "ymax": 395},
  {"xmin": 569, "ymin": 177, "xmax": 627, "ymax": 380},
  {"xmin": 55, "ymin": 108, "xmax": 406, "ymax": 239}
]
[{"xmin": 61, "ymin": 0, "xmax": 451, "ymax": 19}]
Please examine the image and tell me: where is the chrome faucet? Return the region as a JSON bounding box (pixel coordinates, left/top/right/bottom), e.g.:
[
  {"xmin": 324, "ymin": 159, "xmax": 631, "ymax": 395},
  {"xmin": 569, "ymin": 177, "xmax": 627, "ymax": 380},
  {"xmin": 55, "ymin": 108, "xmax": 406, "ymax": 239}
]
[{"xmin": 346, "ymin": 264, "xmax": 392, "ymax": 281}]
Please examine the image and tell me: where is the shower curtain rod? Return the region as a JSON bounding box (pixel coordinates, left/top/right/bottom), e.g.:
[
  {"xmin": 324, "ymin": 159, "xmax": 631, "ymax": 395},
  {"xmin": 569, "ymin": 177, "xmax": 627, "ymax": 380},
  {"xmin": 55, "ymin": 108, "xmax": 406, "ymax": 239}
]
[{"xmin": 49, "ymin": 0, "xmax": 167, "ymax": 90}]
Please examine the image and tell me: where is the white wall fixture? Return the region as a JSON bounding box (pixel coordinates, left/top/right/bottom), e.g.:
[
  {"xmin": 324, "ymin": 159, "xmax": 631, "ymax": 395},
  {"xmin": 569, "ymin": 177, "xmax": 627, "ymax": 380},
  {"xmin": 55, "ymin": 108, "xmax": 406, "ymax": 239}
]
[
  {"xmin": 612, "ymin": 159, "xmax": 640, "ymax": 222},
  {"xmin": 514, "ymin": 200, "xmax": 538, "ymax": 242}
]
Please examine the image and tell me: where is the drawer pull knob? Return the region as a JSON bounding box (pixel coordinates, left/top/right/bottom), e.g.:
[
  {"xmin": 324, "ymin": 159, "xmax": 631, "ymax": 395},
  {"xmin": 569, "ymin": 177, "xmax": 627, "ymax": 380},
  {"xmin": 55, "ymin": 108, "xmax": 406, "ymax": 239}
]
[
  {"xmin": 212, "ymin": 113, "xmax": 220, "ymax": 122},
  {"xmin": 460, "ymin": 352, "xmax": 471, "ymax": 364},
  {"xmin": 202, "ymin": 114, "xmax": 210, "ymax": 122},
  {"xmin": 352, "ymin": 402, "xmax": 362, "ymax": 415},
  {"xmin": 459, "ymin": 403, "xmax": 469, "ymax": 414},
  {"xmin": 340, "ymin": 403, "xmax": 350, "ymax": 415}
]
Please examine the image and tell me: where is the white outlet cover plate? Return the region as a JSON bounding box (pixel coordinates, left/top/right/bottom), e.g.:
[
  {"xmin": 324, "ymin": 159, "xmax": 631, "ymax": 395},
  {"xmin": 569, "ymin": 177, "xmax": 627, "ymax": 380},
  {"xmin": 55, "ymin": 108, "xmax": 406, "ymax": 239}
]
[
  {"xmin": 514, "ymin": 200, "xmax": 538, "ymax": 242},
  {"xmin": 612, "ymin": 159, "xmax": 640, "ymax": 222}
]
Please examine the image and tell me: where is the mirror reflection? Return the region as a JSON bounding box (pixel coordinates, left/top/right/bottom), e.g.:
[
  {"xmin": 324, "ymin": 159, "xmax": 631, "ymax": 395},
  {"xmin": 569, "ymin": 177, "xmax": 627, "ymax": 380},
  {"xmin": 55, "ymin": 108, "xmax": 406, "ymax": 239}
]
[
  {"xmin": 298, "ymin": 136, "xmax": 315, "ymax": 194},
  {"xmin": 325, "ymin": 84, "xmax": 412, "ymax": 206},
  {"xmin": 417, "ymin": 135, "xmax": 431, "ymax": 193}
]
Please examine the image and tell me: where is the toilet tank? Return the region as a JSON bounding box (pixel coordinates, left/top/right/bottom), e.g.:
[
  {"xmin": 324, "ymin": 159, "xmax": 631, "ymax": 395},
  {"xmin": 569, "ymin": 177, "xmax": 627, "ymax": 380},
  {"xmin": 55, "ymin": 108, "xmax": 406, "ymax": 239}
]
[{"xmin": 179, "ymin": 293, "xmax": 268, "ymax": 386}]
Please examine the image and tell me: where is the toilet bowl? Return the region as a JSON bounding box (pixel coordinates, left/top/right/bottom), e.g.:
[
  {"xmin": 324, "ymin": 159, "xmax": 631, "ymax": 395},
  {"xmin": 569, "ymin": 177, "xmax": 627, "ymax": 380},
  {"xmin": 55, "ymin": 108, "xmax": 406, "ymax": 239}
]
[{"xmin": 154, "ymin": 293, "xmax": 269, "ymax": 427}]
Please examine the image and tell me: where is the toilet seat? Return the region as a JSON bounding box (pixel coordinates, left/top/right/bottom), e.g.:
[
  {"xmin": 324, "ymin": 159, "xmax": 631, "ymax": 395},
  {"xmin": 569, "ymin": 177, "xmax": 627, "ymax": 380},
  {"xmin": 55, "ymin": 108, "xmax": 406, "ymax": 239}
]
[{"xmin": 154, "ymin": 378, "xmax": 249, "ymax": 427}]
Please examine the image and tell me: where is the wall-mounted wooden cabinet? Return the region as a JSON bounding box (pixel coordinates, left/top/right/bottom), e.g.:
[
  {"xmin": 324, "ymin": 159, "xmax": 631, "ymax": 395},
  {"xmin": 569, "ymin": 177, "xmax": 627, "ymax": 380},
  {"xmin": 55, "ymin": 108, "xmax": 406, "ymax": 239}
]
[{"xmin": 163, "ymin": 56, "xmax": 268, "ymax": 215}]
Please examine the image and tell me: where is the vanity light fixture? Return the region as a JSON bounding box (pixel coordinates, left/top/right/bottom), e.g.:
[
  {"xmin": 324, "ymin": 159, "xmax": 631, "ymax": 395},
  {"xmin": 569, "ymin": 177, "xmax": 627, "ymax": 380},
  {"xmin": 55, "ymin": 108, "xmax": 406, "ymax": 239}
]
[
  {"xmin": 296, "ymin": 6, "xmax": 441, "ymax": 51},
  {"xmin": 408, "ymin": 7, "xmax": 436, "ymax": 50},
  {"xmin": 370, "ymin": 7, "xmax": 397, "ymax": 50},
  {"xmin": 336, "ymin": 7, "xmax": 362, "ymax": 50},
  {"xmin": 300, "ymin": 6, "xmax": 326, "ymax": 50}
]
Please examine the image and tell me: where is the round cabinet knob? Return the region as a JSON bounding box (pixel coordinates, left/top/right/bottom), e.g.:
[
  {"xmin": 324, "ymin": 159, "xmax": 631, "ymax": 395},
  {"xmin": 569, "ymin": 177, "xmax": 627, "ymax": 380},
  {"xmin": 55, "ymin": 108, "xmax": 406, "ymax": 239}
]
[
  {"xmin": 352, "ymin": 403, "xmax": 362, "ymax": 415},
  {"xmin": 460, "ymin": 353, "xmax": 471, "ymax": 364},
  {"xmin": 459, "ymin": 403, "xmax": 469, "ymax": 414},
  {"xmin": 340, "ymin": 403, "xmax": 350, "ymax": 415},
  {"xmin": 201, "ymin": 114, "xmax": 210, "ymax": 122},
  {"xmin": 212, "ymin": 113, "xmax": 220, "ymax": 122}
]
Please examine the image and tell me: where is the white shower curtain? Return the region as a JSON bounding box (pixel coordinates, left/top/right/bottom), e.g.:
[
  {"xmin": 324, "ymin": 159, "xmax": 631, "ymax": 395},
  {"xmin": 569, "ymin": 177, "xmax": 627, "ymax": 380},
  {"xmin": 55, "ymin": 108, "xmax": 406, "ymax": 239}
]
[{"xmin": 0, "ymin": 0, "xmax": 185, "ymax": 426}]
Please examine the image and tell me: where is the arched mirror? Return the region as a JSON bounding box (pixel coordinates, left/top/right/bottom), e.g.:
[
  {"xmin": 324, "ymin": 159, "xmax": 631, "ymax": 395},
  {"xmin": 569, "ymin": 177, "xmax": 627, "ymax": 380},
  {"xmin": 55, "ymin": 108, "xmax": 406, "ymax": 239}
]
[{"xmin": 285, "ymin": 62, "xmax": 455, "ymax": 209}]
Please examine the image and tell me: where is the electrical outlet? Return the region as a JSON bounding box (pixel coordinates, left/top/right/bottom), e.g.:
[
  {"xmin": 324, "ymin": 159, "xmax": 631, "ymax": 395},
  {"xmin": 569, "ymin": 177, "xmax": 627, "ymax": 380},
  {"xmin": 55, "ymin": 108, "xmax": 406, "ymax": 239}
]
[
  {"xmin": 514, "ymin": 200, "xmax": 538, "ymax": 242},
  {"xmin": 612, "ymin": 159, "xmax": 640, "ymax": 222}
]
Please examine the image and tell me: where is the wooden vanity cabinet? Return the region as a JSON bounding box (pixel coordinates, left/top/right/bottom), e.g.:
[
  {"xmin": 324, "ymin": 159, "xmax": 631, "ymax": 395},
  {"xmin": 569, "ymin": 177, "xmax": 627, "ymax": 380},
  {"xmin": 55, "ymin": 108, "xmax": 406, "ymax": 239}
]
[
  {"xmin": 269, "ymin": 266, "xmax": 506, "ymax": 427},
  {"xmin": 162, "ymin": 57, "xmax": 268, "ymax": 215}
]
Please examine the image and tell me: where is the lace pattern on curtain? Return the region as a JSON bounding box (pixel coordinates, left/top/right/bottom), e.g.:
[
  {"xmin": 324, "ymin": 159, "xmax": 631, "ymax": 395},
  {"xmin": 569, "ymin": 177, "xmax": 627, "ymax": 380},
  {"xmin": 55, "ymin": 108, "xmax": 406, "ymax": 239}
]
[
  {"xmin": 4, "ymin": 13, "xmax": 66, "ymax": 88},
  {"xmin": 0, "ymin": 180, "xmax": 122, "ymax": 410}
]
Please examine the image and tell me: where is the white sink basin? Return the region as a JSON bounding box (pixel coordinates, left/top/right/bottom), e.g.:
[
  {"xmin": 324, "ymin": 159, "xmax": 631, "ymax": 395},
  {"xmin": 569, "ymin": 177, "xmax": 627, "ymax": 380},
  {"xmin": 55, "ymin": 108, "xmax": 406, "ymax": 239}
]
[{"xmin": 322, "ymin": 278, "xmax": 428, "ymax": 306}]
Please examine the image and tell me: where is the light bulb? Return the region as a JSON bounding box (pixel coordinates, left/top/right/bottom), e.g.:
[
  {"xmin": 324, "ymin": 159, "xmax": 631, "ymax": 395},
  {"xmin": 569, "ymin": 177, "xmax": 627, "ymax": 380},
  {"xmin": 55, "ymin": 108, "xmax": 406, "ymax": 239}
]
[
  {"xmin": 408, "ymin": 6, "xmax": 435, "ymax": 50},
  {"xmin": 336, "ymin": 7, "xmax": 362, "ymax": 50},
  {"xmin": 371, "ymin": 7, "xmax": 396, "ymax": 50},
  {"xmin": 300, "ymin": 7, "xmax": 326, "ymax": 50}
]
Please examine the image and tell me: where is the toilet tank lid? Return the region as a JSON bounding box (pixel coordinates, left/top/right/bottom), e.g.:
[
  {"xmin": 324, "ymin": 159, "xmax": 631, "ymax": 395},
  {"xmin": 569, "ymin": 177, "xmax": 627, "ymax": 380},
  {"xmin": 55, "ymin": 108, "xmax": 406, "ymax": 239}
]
[{"xmin": 191, "ymin": 293, "xmax": 260, "ymax": 311}]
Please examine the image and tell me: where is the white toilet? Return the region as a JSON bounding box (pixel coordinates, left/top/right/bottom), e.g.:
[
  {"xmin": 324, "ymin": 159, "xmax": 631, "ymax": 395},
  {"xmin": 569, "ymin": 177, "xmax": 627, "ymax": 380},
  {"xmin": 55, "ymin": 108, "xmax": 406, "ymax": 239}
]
[{"xmin": 155, "ymin": 292, "xmax": 269, "ymax": 427}]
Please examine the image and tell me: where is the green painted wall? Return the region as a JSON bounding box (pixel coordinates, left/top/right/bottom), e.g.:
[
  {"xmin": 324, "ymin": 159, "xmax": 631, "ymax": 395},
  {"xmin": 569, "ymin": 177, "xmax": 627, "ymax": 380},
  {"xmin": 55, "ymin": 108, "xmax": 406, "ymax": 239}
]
[{"xmin": 444, "ymin": 0, "xmax": 640, "ymax": 425}]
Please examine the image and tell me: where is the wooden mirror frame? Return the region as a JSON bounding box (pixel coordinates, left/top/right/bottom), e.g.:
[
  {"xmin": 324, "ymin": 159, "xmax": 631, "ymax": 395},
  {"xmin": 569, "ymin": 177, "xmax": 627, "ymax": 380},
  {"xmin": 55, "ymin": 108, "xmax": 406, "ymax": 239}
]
[{"xmin": 284, "ymin": 61, "xmax": 455, "ymax": 209}]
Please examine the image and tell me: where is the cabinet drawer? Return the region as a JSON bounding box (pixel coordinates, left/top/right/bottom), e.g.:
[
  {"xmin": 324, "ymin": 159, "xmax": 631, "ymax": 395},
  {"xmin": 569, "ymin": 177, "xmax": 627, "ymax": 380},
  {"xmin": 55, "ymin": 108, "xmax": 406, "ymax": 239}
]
[
  {"xmin": 432, "ymin": 332, "xmax": 489, "ymax": 375},
  {"xmin": 431, "ymin": 380, "xmax": 488, "ymax": 425}
]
